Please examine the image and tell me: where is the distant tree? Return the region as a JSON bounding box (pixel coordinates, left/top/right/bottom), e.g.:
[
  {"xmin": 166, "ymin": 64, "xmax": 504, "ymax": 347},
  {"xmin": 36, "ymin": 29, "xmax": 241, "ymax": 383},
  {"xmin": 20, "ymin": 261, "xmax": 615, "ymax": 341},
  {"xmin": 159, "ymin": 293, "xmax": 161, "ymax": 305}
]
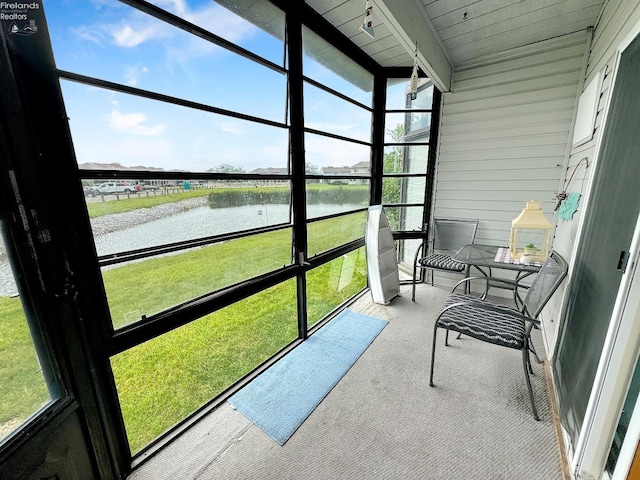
[
  {"xmin": 305, "ymin": 162, "xmax": 321, "ymax": 175},
  {"xmin": 384, "ymin": 124, "xmax": 404, "ymax": 174},
  {"xmin": 382, "ymin": 124, "xmax": 404, "ymax": 228},
  {"xmin": 208, "ymin": 164, "xmax": 246, "ymax": 174},
  {"xmin": 305, "ymin": 162, "xmax": 321, "ymax": 183}
]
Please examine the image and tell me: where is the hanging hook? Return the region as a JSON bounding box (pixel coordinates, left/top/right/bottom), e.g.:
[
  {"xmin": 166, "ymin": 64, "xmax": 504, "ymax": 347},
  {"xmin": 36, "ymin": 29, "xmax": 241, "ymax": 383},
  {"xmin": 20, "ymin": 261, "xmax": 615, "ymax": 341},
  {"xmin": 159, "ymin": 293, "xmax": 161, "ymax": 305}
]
[
  {"xmin": 410, "ymin": 42, "xmax": 419, "ymax": 100},
  {"xmin": 554, "ymin": 157, "xmax": 590, "ymax": 211}
]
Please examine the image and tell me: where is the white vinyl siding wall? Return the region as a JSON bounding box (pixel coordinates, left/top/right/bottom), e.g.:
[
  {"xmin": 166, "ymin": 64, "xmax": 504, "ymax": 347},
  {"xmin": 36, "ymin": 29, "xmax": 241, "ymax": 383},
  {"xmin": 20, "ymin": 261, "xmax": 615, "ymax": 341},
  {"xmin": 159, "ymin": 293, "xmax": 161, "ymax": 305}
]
[
  {"xmin": 548, "ymin": 0, "xmax": 640, "ymax": 350},
  {"xmin": 429, "ymin": 31, "xmax": 588, "ymax": 289}
]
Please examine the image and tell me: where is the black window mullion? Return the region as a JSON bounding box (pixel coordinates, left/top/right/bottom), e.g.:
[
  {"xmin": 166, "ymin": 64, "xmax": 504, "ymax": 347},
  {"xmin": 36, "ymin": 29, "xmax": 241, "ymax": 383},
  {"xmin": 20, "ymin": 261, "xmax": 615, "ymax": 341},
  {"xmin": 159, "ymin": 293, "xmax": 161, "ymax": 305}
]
[
  {"xmin": 423, "ymin": 88, "xmax": 442, "ymax": 233},
  {"xmin": 371, "ymin": 75, "xmax": 387, "ymax": 206},
  {"xmin": 58, "ymin": 70, "xmax": 288, "ymax": 131},
  {"xmin": 303, "ymin": 76, "xmax": 373, "ymax": 111},
  {"xmin": 286, "ymin": 7, "xmax": 308, "ymax": 341}
]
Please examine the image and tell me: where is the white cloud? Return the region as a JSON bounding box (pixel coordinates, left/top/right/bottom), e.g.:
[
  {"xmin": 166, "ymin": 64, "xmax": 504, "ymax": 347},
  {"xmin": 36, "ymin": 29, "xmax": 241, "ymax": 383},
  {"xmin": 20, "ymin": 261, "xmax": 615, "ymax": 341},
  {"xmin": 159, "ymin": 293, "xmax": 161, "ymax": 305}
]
[
  {"xmin": 152, "ymin": 0, "xmax": 187, "ymax": 16},
  {"xmin": 109, "ymin": 23, "xmax": 167, "ymax": 48},
  {"xmin": 70, "ymin": 25, "xmax": 106, "ymax": 46},
  {"xmin": 184, "ymin": 4, "xmax": 256, "ymax": 44},
  {"xmin": 124, "ymin": 64, "xmax": 149, "ymax": 86},
  {"xmin": 107, "ymin": 109, "xmax": 165, "ymax": 136},
  {"xmin": 149, "ymin": 0, "xmax": 256, "ymax": 43},
  {"xmin": 219, "ymin": 121, "xmax": 245, "ymax": 135}
]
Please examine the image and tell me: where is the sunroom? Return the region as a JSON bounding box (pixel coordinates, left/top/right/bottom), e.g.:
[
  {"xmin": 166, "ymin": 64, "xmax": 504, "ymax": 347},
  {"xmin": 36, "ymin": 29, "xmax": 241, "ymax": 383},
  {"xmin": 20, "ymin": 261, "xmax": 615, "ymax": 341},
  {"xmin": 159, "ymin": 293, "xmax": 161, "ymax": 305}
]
[{"xmin": 1, "ymin": 0, "xmax": 640, "ymax": 479}]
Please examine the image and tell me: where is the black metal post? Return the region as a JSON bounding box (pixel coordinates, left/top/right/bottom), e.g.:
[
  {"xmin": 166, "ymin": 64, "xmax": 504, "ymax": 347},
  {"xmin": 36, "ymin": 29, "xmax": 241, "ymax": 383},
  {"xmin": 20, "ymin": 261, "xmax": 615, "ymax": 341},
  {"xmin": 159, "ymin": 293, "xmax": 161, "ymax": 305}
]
[
  {"xmin": 286, "ymin": 6, "xmax": 309, "ymax": 340},
  {"xmin": 370, "ymin": 75, "xmax": 387, "ymax": 206}
]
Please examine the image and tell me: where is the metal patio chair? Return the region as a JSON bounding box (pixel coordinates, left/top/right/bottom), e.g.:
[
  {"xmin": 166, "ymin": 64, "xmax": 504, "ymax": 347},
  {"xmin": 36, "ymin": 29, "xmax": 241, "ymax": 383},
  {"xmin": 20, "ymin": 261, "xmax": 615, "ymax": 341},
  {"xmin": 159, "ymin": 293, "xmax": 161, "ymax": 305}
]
[
  {"xmin": 412, "ymin": 217, "xmax": 479, "ymax": 301},
  {"xmin": 429, "ymin": 250, "xmax": 568, "ymax": 420}
]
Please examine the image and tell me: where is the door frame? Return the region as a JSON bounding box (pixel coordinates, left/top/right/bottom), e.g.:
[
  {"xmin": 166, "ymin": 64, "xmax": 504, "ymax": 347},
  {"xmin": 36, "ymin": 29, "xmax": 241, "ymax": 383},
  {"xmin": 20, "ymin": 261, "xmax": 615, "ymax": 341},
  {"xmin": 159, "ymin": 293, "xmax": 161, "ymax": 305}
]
[
  {"xmin": 570, "ymin": 25, "xmax": 640, "ymax": 479},
  {"xmin": 573, "ymin": 212, "xmax": 640, "ymax": 478},
  {"xmin": 612, "ymin": 380, "xmax": 640, "ymax": 479}
]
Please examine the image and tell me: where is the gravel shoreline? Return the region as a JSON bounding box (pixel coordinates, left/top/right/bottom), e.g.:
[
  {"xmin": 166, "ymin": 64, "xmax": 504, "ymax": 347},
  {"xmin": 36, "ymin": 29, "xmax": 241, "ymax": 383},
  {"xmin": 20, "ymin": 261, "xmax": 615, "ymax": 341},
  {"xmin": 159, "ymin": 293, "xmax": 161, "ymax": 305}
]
[{"xmin": 90, "ymin": 196, "xmax": 209, "ymax": 235}]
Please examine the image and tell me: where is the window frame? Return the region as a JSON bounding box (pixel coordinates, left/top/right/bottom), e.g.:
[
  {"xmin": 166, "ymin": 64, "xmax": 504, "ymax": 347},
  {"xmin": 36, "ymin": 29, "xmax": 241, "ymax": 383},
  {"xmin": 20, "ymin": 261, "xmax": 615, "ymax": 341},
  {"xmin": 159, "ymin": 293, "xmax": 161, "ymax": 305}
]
[{"xmin": 0, "ymin": 1, "xmax": 441, "ymax": 476}]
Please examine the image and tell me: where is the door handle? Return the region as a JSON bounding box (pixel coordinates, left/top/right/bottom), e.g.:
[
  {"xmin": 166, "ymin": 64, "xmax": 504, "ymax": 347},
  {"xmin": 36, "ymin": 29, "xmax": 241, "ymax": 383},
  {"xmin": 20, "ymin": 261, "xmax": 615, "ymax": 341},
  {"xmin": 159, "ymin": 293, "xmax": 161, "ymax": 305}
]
[{"xmin": 617, "ymin": 250, "xmax": 630, "ymax": 273}]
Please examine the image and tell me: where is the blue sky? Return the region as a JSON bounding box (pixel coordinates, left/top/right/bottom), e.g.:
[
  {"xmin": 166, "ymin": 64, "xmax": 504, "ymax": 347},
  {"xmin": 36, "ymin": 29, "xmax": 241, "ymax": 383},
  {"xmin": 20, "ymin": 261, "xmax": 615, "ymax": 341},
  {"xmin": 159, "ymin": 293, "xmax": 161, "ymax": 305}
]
[{"xmin": 42, "ymin": 0, "xmax": 409, "ymax": 173}]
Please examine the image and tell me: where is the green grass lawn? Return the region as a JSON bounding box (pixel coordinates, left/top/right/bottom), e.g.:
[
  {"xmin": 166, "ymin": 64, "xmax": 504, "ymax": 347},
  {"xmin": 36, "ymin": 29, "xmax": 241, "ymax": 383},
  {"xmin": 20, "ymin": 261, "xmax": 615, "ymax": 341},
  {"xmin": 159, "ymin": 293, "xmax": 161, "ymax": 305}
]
[
  {"xmin": 86, "ymin": 188, "xmax": 213, "ymax": 218},
  {"xmin": 111, "ymin": 279, "xmax": 301, "ymax": 451},
  {"xmin": 0, "ymin": 297, "xmax": 52, "ymax": 426},
  {"xmin": 103, "ymin": 229, "xmax": 295, "ymax": 327},
  {"xmin": 1, "ymin": 206, "xmax": 369, "ymax": 452}
]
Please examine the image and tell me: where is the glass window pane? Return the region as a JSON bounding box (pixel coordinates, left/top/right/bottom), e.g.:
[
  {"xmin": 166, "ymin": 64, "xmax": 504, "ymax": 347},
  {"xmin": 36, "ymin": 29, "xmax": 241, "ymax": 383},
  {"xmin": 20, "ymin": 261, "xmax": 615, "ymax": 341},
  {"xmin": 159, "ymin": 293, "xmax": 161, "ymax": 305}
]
[
  {"xmin": 102, "ymin": 229, "xmax": 293, "ymax": 328},
  {"xmin": 406, "ymin": 144, "xmax": 429, "ymax": 172},
  {"xmin": 48, "ymin": 2, "xmax": 287, "ymax": 122},
  {"xmin": 386, "ymin": 78, "xmax": 433, "ymax": 110},
  {"xmin": 62, "ymin": 80, "xmax": 289, "ymax": 173},
  {"xmin": 398, "ymin": 238, "xmax": 423, "ymax": 269},
  {"xmin": 305, "ymin": 133, "xmax": 370, "ymax": 172},
  {"xmin": 383, "ymin": 177, "xmax": 425, "ymax": 205},
  {"xmin": 149, "ymin": 0, "xmax": 286, "ymax": 65},
  {"xmin": 0, "ymin": 227, "xmax": 59, "ymax": 444},
  {"xmin": 382, "ymin": 206, "xmax": 424, "ymax": 232},
  {"xmin": 307, "ymin": 211, "xmax": 367, "ymax": 257},
  {"xmin": 383, "ymin": 145, "xmax": 429, "ymax": 174},
  {"xmin": 304, "ymin": 82, "xmax": 371, "ymax": 142},
  {"xmin": 84, "ymin": 179, "xmax": 292, "ymax": 257},
  {"xmin": 386, "ymin": 78, "xmax": 410, "ymax": 110},
  {"xmin": 382, "ymin": 175, "xmax": 401, "ymax": 205},
  {"xmin": 385, "ymin": 112, "xmax": 431, "ymax": 142},
  {"xmin": 111, "ymin": 280, "xmax": 298, "ymax": 453},
  {"xmin": 306, "ymin": 247, "xmax": 367, "ymax": 327},
  {"xmin": 306, "ymin": 183, "xmax": 369, "ymax": 220},
  {"xmin": 302, "ymin": 26, "xmax": 373, "ymax": 106}
]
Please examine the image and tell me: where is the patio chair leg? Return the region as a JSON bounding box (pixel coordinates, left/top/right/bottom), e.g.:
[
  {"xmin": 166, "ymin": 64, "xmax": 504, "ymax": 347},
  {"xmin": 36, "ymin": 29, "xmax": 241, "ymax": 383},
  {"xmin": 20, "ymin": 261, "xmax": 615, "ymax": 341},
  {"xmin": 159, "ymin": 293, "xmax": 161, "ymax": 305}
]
[
  {"xmin": 529, "ymin": 338, "xmax": 542, "ymax": 364},
  {"xmin": 412, "ymin": 266, "xmax": 417, "ymax": 302},
  {"xmin": 445, "ymin": 328, "xmax": 450, "ymax": 346},
  {"xmin": 430, "ymin": 325, "xmax": 438, "ymax": 387},
  {"xmin": 522, "ymin": 347, "xmax": 540, "ymax": 421}
]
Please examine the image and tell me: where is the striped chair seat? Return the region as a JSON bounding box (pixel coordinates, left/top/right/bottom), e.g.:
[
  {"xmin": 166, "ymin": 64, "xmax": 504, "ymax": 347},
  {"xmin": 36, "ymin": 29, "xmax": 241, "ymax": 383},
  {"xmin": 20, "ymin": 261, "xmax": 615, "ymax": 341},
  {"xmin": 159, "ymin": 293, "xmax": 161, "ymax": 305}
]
[
  {"xmin": 430, "ymin": 251, "xmax": 568, "ymax": 420},
  {"xmin": 418, "ymin": 253, "xmax": 465, "ymax": 272},
  {"xmin": 437, "ymin": 293, "xmax": 526, "ymax": 349}
]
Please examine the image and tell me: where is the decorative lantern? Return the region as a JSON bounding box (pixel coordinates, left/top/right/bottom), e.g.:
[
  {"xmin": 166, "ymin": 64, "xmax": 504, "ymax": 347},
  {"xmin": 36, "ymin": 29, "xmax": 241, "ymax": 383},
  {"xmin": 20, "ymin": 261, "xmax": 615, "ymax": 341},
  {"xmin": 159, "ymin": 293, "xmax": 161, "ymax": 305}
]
[{"xmin": 509, "ymin": 200, "xmax": 552, "ymax": 261}]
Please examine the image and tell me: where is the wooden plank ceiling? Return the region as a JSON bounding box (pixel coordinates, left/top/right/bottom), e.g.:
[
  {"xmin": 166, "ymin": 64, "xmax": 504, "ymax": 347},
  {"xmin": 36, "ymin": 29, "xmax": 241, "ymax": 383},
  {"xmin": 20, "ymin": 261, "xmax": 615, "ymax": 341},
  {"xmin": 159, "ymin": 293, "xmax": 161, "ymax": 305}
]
[{"xmin": 305, "ymin": 0, "xmax": 606, "ymax": 71}]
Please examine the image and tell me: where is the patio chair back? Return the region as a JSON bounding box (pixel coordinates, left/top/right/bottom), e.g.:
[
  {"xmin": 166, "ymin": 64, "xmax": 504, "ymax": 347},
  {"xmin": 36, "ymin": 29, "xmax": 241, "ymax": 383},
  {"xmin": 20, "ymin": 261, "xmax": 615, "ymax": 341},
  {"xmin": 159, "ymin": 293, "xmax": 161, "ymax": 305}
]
[
  {"xmin": 522, "ymin": 250, "xmax": 568, "ymax": 318},
  {"xmin": 411, "ymin": 217, "xmax": 479, "ymax": 301},
  {"xmin": 431, "ymin": 217, "xmax": 479, "ymax": 254}
]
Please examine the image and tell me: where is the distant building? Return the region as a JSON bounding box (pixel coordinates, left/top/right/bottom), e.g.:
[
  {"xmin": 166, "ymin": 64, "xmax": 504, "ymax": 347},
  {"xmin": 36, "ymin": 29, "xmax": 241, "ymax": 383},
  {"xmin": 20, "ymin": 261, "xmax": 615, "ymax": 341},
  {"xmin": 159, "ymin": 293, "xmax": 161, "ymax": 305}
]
[
  {"xmin": 248, "ymin": 167, "xmax": 289, "ymax": 185},
  {"xmin": 249, "ymin": 167, "xmax": 288, "ymax": 175},
  {"xmin": 321, "ymin": 163, "xmax": 369, "ymax": 184}
]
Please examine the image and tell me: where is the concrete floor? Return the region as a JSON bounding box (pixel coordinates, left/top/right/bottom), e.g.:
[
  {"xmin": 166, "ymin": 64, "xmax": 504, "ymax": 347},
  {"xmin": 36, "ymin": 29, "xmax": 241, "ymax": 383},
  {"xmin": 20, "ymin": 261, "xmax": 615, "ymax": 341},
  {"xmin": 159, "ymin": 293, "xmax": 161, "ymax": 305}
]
[{"xmin": 130, "ymin": 283, "xmax": 568, "ymax": 480}]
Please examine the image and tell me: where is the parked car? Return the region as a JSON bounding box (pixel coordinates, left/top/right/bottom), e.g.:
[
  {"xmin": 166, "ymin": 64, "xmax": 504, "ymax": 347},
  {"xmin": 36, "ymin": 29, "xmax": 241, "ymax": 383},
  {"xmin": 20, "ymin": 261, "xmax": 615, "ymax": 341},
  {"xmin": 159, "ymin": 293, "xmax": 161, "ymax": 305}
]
[
  {"xmin": 96, "ymin": 181, "xmax": 137, "ymax": 194},
  {"xmin": 137, "ymin": 182, "xmax": 157, "ymax": 191},
  {"xmin": 83, "ymin": 186, "xmax": 99, "ymax": 197}
]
